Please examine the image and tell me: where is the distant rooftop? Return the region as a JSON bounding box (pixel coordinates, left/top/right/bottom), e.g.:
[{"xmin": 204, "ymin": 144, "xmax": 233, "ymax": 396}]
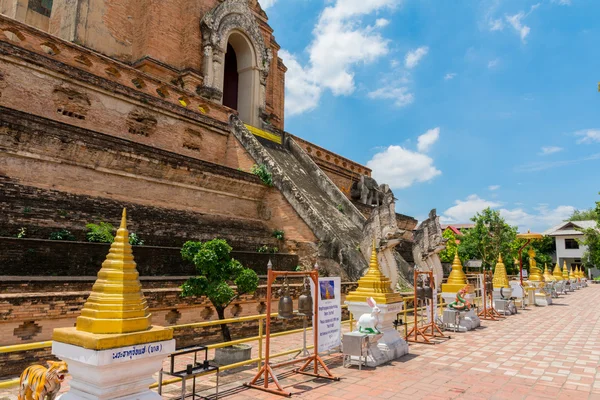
[
  {"xmin": 543, "ymin": 220, "xmax": 598, "ymax": 236},
  {"xmin": 441, "ymin": 224, "xmax": 475, "ymax": 230}
]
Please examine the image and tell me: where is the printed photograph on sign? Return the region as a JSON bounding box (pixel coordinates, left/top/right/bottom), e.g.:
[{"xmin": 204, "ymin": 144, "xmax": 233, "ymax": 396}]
[{"xmin": 320, "ymin": 280, "xmax": 335, "ymax": 300}]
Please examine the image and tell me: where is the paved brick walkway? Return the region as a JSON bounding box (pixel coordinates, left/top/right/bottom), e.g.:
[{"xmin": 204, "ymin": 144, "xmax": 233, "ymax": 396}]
[{"xmin": 2, "ymin": 285, "xmax": 599, "ymax": 399}]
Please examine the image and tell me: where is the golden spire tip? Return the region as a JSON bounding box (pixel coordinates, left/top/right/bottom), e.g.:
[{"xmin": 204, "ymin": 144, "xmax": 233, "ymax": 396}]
[{"xmin": 120, "ymin": 208, "xmax": 127, "ymax": 230}]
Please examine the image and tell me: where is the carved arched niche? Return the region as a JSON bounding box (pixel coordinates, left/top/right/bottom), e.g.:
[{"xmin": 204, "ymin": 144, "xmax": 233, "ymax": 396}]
[{"xmin": 200, "ymin": 0, "xmax": 272, "ymax": 127}]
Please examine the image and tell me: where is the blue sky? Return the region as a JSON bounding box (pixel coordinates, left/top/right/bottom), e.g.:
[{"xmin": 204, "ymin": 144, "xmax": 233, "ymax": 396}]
[{"xmin": 260, "ymin": 0, "xmax": 599, "ymax": 232}]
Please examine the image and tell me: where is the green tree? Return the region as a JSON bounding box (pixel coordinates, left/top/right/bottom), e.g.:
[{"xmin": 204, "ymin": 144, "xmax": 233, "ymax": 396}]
[
  {"xmin": 180, "ymin": 239, "xmax": 259, "ymax": 342},
  {"xmin": 439, "ymin": 229, "xmax": 459, "ymax": 263},
  {"xmin": 86, "ymin": 222, "xmax": 115, "ymax": 243},
  {"xmin": 578, "ymin": 194, "xmax": 600, "ymax": 268},
  {"xmin": 510, "ymin": 235, "xmax": 555, "ymax": 274},
  {"xmin": 458, "ymin": 208, "xmax": 517, "ymax": 270},
  {"xmin": 567, "ymin": 208, "xmax": 598, "ymax": 221}
]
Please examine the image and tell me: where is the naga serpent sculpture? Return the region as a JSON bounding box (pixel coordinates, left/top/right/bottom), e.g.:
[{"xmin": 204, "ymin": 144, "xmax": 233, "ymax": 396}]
[{"xmin": 448, "ymin": 285, "xmax": 471, "ymax": 311}]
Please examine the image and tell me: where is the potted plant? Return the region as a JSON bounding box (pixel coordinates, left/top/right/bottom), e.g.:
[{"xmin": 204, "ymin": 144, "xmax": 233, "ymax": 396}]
[{"xmin": 180, "ymin": 239, "xmax": 259, "ymax": 364}]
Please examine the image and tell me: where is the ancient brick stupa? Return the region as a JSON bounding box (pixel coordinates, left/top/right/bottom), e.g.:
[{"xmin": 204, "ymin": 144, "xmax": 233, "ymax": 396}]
[{"xmin": 52, "ymin": 209, "xmax": 174, "ymax": 400}]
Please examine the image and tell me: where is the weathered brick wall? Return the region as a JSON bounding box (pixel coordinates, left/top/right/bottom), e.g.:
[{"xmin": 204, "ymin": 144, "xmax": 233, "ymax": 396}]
[
  {"xmin": 0, "ymin": 107, "xmax": 317, "ymax": 248},
  {"xmin": 0, "ymin": 238, "xmax": 299, "ymax": 276}
]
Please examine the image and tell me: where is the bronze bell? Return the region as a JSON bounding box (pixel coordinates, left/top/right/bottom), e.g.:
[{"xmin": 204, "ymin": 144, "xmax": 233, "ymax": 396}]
[
  {"xmin": 423, "ymin": 278, "xmax": 433, "ymax": 299},
  {"xmin": 277, "ymin": 278, "xmax": 294, "ymax": 319},
  {"xmin": 297, "ymin": 279, "xmax": 313, "ymax": 317},
  {"xmin": 416, "ymin": 280, "xmax": 425, "ymax": 301}
]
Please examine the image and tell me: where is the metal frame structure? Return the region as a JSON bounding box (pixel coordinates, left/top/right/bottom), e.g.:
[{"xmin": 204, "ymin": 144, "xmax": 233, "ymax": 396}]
[
  {"xmin": 406, "ymin": 270, "xmax": 447, "ymax": 344},
  {"xmin": 477, "ymin": 271, "xmax": 504, "ymax": 321},
  {"xmin": 244, "ymin": 266, "xmax": 339, "ymax": 397}
]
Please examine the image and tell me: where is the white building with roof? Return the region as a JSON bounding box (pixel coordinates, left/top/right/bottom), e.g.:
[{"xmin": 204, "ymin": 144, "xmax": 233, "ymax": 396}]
[{"xmin": 544, "ymin": 220, "xmax": 598, "ymax": 276}]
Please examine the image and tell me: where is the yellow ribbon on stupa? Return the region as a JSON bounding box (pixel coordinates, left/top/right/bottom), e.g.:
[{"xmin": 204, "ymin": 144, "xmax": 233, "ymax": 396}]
[
  {"xmin": 441, "ymin": 251, "xmax": 468, "ymax": 293},
  {"xmin": 543, "ymin": 263, "xmax": 555, "ymax": 282},
  {"xmin": 562, "ymin": 261, "xmax": 569, "ymax": 280},
  {"xmin": 345, "ymin": 240, "xmax": 402, "ymax": 304},
  {"xmin": 552, "ymin": 262, "xmax": 563, "ymax": 281},
  {"xmin": 492, "ymin": 254, "xmax": 509, "ymax": 289}
]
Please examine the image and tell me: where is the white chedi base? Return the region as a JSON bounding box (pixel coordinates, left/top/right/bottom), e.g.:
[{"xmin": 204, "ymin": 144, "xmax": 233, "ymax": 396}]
[
  {"xmin": 526, "ymin": 281, "xmax": 553, "ymax": 306},
  {"xmin": 53, "ymin": 339, "xmax": 175, "ymax": 400},
  {"xmin": 440, "ymin": 293, "xmax": 480, "ymax": 331},
  {"xmin": 345, "ymin": 301, "xmax": 408, "ymax": 367}
]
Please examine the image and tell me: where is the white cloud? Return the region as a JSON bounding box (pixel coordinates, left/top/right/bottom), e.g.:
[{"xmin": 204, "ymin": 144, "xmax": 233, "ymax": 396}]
[
  {"xmin": 417, "ymin": 127, "xmax": 440, "ymax": 152},
  {"xmin": 278, "ymin": 50, "xmax": 322, "ymax": 116},
  {"xmin": 367, "ymin": 145, "xmax": 441, "ymax": 190},
  {"xmin": 281, "ymin": 0, "xmax": 399, "ymax": 115},
  {"xmin": 540, "ymin": 146, "xmax": 563, "ymax": 155},
  {"xmin": 489, "ymin": 185, "xmax": 500, "ymax": 191},
  {"xmin": 516, "ymin": 153, "xmax": 600, "ymax": 172},
  {"xmin": 367, "ymin": 86, "xmax": 414, "ymax": 107},
  {"xmin": 505, "ymin": 4, "xmax": 539, "ymax": 43},
  {"xmin": 575, "ymin": 129, "xmax": 600, "ymax": 144},
  {"xmin": 441, "ymin": 195, "xmax": 575, "ymax": 231},
  {"xmin": 551, "ymin": 0, "xmax": 571, "ymax": 5},
  {"xmin": 442, "ymin": 195, "xmax": 501, "ymax": 223},
  {"xmin": 444, "ymin": 72, "xmax": 457, "ymax": 80},
  {"xmin": 489, "ymin": 18, "xmax": 504, "ymax": 31},
  {"xmin": 404, "ymin": 46, "xmax": 429, "ymax": 69},
  {"xmin": 259, "ymin": 0, "xmax": 277, "ymax": 9},
  {"xmin": 506, "ymin": 12, "xmax": 530, "ymax": 42},
  {"xmin": 375, "ymin": 18, "xmax": 390, "ymax": 27},
  {"xmin": 488, "ymin": 58, "xmax": 499, "ymax": 68}
]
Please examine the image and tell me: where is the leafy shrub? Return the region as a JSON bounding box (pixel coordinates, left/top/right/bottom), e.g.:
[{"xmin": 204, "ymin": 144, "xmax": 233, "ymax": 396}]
[
  {"xmin": 257, "ymin": 245, "xmax": 269, "ymax": 253},
  {"xmin": 86, "ymin": 222, "xmax": 115, "ymax": 243},
  {"xmin": 16, "ymin": 227, "xmax": 26, "ymax": 238},
  {"xmin": 49, "ymin": 229, "xmax": 76, "ymax": 241},
  {"xmin": 180, "ymin": 239, "xmax": 259, "ymax": 341},
  {"xmin": 251, "ymin": 164, "xmax": 273, "ymax": 187},
  {"xmin": 272, "ymin": 229, "xmax": 285, "ymax": 241},
  {"xmin": 128, "ymin": 232, "xmax": 144, "ymax": 246}
]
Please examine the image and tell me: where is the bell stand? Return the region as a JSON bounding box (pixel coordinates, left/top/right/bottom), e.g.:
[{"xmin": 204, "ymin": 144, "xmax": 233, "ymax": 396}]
[
  {"xmin": 244, "ymin": 266, "xmax": 339, "ymax": 397},
  {"xmin": 477, "ymin": 271, "xmax": 504, "ymax": 321},
  {"xmin": 406, "ymin": 270, "xmax": 447, "ymax": 344}
]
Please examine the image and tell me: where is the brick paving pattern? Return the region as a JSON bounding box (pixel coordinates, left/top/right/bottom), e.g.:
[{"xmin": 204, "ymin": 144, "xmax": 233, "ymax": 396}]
[{"xmin": 1, "ymin": 285, "xmax": 599, "ymax": 399}]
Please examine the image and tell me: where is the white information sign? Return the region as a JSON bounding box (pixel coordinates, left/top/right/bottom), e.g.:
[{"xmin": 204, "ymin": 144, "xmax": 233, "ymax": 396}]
[{"xmin": 311, "ymin": 277, "xmax": 341, "ymax": 353}]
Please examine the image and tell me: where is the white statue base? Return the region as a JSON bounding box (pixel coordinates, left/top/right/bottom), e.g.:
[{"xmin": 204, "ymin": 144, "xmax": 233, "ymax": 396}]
[
  {"xmin": 345, "ymin": 301, "xmax": 408, "ymax": 367},
  {"xmin": 442, "ymin": 308, "xmax": 480, "ymax": 332},
  {"xmin": 440, "ymin": 292, "xmax": 480, "ymax": 331},
  {"xmin": 53, "ymin": 339, "xmax": 175, "ymax": 400},
  {"xmin": 509, "ymin": 281, "xmax": 525, "ymax": 308},
  {"xmin": 568, "ymin": 280, "xmax": 576, "ymax": 291},
  {"xmin": 492, "ymin": 288, "xmax": 516, "ymax": 315},
  {"xmin": 535, "ymin": 293, "xmax": 552, "ymax": 306}
]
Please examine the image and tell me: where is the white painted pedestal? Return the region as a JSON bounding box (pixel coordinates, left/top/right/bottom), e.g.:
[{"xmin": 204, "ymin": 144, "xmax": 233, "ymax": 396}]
[
  {"xmin": 53, "ymin": 339, "xmax": 175, "ymax": 400},
  {"xmin": 492, "ymin": 288, "xmax": 516, "ymax": 315},
  {"xmin": 440, "ymin": 293, "xmax": 480, "ymax": 331},
  {"xmin": 345, "ymin": 301, "xmax": 408, "ymax": 367}
]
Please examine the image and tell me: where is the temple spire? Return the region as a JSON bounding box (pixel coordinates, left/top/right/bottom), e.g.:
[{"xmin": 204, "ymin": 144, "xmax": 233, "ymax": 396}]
[
  {"xmin": 345, "ymin": 239, "xmax": 402, "ymax": 304},
  {"xmin": 493, "ymin": 253, "xmax": 509, "ymax": 289}
]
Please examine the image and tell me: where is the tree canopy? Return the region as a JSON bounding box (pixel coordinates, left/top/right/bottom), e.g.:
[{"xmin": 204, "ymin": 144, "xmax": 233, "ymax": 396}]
[
  {"xmin": 439, "ymin": 229, "xmax": 459, "ymax": 263},
  {"xmin": 567, "ymin": 208, "xmax": 598, "ymax": 222},
  {"xmin": 579, "ymin": 194, "xmax": 600, "ymax": 268},
  {"xmin": 458, "ymin": 208, "xmax": 517, "ymax": 270},
  {"xmin": 180, "ymin": 238, "xmax": 259, "ymax": 342}
]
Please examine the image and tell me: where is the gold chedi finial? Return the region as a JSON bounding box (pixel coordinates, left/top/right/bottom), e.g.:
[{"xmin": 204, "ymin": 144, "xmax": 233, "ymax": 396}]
[
  {"xmin": 562, "ymin": 261, "xmax": 569, "ymax": 280},
  {"xmin": 493, "ymin": 253, "xmax": 510, "ymax": 289},
  {"xmin": 569, "ymin": 266, "xmax": 576, "ymax": 280},
  {"xmin": 441, "ymin": 250, "xmax": 469, "ymax": 293},
  {"xmin": 345, "ymin": 239, "xmax": 403, "ymax": 304},
  {"xmin": 552, "ymin": 262, "xmax": 563, "ymax": 281},
  {"xmin": 543, "ymin": 263, "xmax": 555, "ymax": 282},
  {"xmin": 76, "ymin": 208, "xmax": 151, "ymax": 333},
  {"xmin": 576, "ymin": 266, "xmax": 583, "ymax": 278}
]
